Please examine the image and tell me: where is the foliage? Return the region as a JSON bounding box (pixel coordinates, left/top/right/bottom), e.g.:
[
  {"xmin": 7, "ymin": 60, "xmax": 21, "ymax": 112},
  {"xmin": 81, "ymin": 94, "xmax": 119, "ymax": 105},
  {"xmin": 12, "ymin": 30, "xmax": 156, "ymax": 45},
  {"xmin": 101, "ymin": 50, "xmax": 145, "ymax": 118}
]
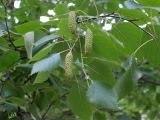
[{"xmin": 0, "ymin": 0, "xmax": 160, "ymax": 119}]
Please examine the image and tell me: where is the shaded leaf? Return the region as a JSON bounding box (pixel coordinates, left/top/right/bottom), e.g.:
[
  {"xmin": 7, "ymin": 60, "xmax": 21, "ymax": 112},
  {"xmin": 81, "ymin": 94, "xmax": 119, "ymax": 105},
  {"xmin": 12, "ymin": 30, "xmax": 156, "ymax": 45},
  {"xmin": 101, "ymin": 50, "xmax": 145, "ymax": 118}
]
[
  {"xmin": 0, "ymin": 51, "xmax": 20, "ymax": 72},
  {"xmin": 87, "ymin": 59, "xmax": 116, "ymax": 87},
  {"xmin": 22, "ymin": 83, "xmax": 49, "ymax": 93},
  {"xmin": 54, "ymin": 3, "xmax": 69, "ymax": 15},
  {"xmin": 34, "ymin": 34, "xmax": 58, "ymax": 46},
  {"xmin": 137, "ymin": 25, "xmax": 160, "ymax": 67},
  {"xmin": 68, "ymin": 84, "xmax": 94, "ymax": 120},
  {"xmin": 114, "ymin": 57, "xmax": 138, "ymax": 99},
  {"xmin": 15, "ymin": 20, "xmax": 41, "ymax": 35},
  {"xmin": 91, "ymin": 26, "xmax": 120, "ymax": 62},
  {"xmin": 6, "ymin": 97, "xmax": 28, "ymax": 107},
  {"xmin": 111, "ymin": 23, "xmax": 143, "ymax": 54},
  {"xmin": 93, "ymin": 111, "xmax": 106, "ymax": 120},
  {"xmin": 31, "ymin": 44, "xmax": 54, "ymax": 62},
  {"xmin": 34, "ymin": 72, "xmax": 50, "ymax": 84}
]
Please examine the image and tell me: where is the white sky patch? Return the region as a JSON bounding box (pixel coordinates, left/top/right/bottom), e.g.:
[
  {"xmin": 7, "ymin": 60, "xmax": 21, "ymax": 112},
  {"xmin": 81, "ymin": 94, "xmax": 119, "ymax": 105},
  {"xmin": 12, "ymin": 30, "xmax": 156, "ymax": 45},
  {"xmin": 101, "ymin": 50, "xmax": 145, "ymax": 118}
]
[
  {"xmin": 50, "ymin": 28, "xmax": 59, "ymax": 32},
  {"xmin": 111, "ymin": 19, "xmax": 115, "ymax": 24},
  {"xmin": 103, "ymin": 24, "xmax": 112, "ymax": 31},
  {"xmin": 68, "ymin": 3, "xmax": 75, "ymax": 7},
  {"xmin": 40, "ymin": 16, "xmax": 49, "ymax": 23},
  {"xmin": 53, "ymin": 18, "xmax": 59, "ymax": 21},
  {"xmin": 140, "ymin": 24, "xmax": 147, "ymax": 28},
  {"xmin": 8, "ymin": 16, "xmax": 11, "ymax": 19},
  {"xmin": 14, "ymin": 0, "xmax": 21, "ymax": 9},
  {"xmin": 118, "ymin": 3, "xmax": 123, "ymax": 8},
  {"xmin": 141, "ymin": 114, "xmax": 148, "ymax": 120},
  {"xmin": 48, "ymin": 10, "xmax": 56, "ymax": 16},
  {"xmin": 100, "ymin": 13, "xmax": 104, "ymax": 16},
  {"xmin": 147, "ymin": 22, "xmax": 151, "ymax": 25},
  {"xmin": 14, "ymin": 17, "xmax": 19, "ymax": 23}
]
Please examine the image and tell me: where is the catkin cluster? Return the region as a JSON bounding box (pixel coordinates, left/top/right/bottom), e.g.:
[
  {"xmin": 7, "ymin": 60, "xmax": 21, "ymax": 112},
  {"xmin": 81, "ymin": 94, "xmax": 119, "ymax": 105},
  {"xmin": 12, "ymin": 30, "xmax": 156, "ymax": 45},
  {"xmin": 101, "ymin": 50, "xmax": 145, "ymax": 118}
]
[
  {"xmin": 65, "ymin": 51, "xmax": 73, "ymax": 79},
  {"xmin": 68, "ymin": 11, "xmax": 77, "ymax": 34},
  {"xmin": 85, "ymin": 28, "xmax": 93, "ymax": 54}
]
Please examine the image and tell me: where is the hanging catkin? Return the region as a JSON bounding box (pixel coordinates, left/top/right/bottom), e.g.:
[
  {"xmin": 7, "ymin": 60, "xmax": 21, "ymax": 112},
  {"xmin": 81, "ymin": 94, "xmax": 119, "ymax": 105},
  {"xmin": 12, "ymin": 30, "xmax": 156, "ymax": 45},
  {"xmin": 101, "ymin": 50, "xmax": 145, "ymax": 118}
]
[
  {"xmin": 68, "ymin": 11, "xmax": 77, "ymax": 34},
  {"xmin": 65, "ymin": 51, "xmax": 73, "ymax": 79},
  {"xmin": 85, "ymin": 28, "xmax": 93, "ymax": 54}
]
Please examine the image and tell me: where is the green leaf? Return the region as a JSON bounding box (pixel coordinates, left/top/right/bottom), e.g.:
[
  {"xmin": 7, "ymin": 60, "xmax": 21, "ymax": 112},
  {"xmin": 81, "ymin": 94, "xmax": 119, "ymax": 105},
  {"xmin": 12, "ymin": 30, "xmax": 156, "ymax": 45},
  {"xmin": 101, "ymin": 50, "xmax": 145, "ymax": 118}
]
[
  {"xmin": 15, "ymin": 20, "xmax": 41, "ymax": 35},
  {"xmin": 114, "ymin": 57, "xmax": 138, "ymax": 99},
  {"xmin": 136, "ymin": 0, "xmax": 160, "ymax": 7},
  {"xmin": 31, "ymin": 53, "xmax": 60, "ymax": 74},
  {"xmin": 111, "ymin": 23, "xmax": 143, "ymax": 54},
  {"xmin": 87, "ymin": 80, "xmax": 118, "ymax": 110},
  {"xmin": 13, "ymin": 38, "xmax": 24, "ymax": 47},
  {"xmin": 93, "ymin": 111, "xmax": 106, "ymax": 120},
  {"xmin": 0, "ymin": 38, "xmax": 9, "ymax": 51},
  {"xmin": 34, "ymin": 34, "xmax": 58, "ymax": 46},
  {"xmin": 22, "ymin": 83, "xmax": 49, "ymax": 93},
  {"xmin": 156, "ymin": 93, "xmax": 160, "ymax": 104},
  {"xmin": 0, "ymin": 51, "xmax": 20, "ymax": 72},
  {"xmin": 34, "ymin": 72, "xmax": 50, "ymax": 84},
  {"xmin": 57, "ymin": 18, "xmax": 73, "ymax": 39},
  {"xmin": 87, "ymin": 59, "xmax": 116, "ymax": 87},
  {"xmin": 68, "ymin": 84, "xmax": 94, "ymax": 120},
  {"xmin": 29, "ymin": 103, "xmax": 41, "ymax": 119},
  {"xmin": 91, "ymin": 26, "xmax": 120, "ymax": 62},
  {"xmin": 4, "ymin": 82, "xmax": 24, "ymax": 98},
  {"xmin": 24, "ymin": 32, "xmax": 34, "ymax": 59},
  {"xmin": 125, "ymin": 0, "xmax": 160, "ymax": 11},
  {"xmin": 6, "ymin": 97, "xmax": 28, "ymax": 107},
  {"xmin": 0, "ymin": 112, "xmax": 8, "ymax": 120},
  {"xmin": 118, "ymin": 9, "xmax": 149, "ymax": 24},
  {"xmin": 137, "ymin": 25, "xmax": 160, "ymax": 67},
  {"xmin": 78, "ymin": 0, "xmax": 89, "ymax": 10},
  {"xmin": 54, "ymin": 2, "xmax": 69, "ymax": 15},
  {"xmin": 31, "ymin": 44, "xmax": 54, "ymax": 62}
]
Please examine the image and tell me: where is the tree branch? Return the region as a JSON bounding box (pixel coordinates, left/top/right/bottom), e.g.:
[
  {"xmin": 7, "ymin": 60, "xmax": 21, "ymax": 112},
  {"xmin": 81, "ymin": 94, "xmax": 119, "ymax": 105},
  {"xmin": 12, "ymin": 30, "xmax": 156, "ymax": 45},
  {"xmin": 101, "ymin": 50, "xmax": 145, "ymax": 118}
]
[
  {"xmin": 139, "ymin": 77, "xmax": 160, "ymax": 86},
  {"xmin": 41, "ymin": 92, "xmax": 68, "ymax": 120},
  {"xmin": 0, "ymin": 0, "xmax": 17, "ymax": 50},
  {"xmin": 77, "ymin": 13, "xmax": 155, "ymax": 39}
]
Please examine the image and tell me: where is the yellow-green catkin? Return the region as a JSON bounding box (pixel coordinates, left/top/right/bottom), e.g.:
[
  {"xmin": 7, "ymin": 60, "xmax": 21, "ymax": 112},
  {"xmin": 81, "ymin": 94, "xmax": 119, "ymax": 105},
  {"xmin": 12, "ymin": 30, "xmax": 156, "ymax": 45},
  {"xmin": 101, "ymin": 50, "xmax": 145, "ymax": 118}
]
[
  {"xmin": 85, "ymin": 28, "xmax": 93, "ymax": 54},
  {"xmin": 68, "ymin": 11, "xmax": 77, "ymax": 34},
  {"xmin": 65, "ymin": 51, "xmax": 73, "ymax": 79}
]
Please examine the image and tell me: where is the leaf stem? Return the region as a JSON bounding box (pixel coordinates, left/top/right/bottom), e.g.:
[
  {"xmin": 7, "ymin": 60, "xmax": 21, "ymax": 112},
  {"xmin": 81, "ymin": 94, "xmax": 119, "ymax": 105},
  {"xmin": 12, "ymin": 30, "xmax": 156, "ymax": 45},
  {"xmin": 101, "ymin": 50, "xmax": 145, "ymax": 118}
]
[{"xmin": 132, "ymin": 39, "xmax": 154, "ymax": 56}]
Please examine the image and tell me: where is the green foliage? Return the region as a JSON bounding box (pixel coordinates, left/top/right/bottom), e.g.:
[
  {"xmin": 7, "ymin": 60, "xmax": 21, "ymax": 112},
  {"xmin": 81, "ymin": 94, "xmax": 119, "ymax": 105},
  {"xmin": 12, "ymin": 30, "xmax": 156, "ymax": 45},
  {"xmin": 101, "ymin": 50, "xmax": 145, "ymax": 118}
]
[
  {"xmin": 0, "ymin": 51, "xmax": 19, "ymax": 72},
  {"xmin": 87, "ymin": 80, "xmax": 118, "ymax": 110},
  {"xmin": 68, "ymin": 84, "xmax": 93, "ymax": 120},
  {"xmin": 0, "ymin": 0, "xmax": 160, "ymax": 119}
]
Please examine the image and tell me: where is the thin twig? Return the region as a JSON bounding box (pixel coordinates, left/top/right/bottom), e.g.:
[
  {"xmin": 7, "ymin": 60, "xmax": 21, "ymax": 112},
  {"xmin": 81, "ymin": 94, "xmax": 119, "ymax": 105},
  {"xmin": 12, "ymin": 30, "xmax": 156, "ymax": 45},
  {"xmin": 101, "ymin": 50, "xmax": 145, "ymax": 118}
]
[
  {"xmin": 41, "ymin": 92, "xmax": 68, "ymax": 120},
  {"xmin": 77, "ymin": 13, "xmax": 155, "ymax": 38},
  {"xmin": 70, "ymin": 34, "xmax": 79, "ymax": 51},
  {"xmin": 78, "ymin": 34, "xmax": 90, "ymax": 87},
  {"xmin": 140, "ymin": 77, "xmax": 160, "ymax": 86},
  {"xmin": 129, "ymin": 20, "xmax": 155, "ymax": 39},
  {"xmin": 0, "ymin": 43, "xmax": 14, "ymax": 50},
  {"xmin": 0, "ymin": 0, "xmax": 17, "ymax": 50},
  {"xmin": 132, "ymin": 39, "xmax": 154, "ymax": 55}
]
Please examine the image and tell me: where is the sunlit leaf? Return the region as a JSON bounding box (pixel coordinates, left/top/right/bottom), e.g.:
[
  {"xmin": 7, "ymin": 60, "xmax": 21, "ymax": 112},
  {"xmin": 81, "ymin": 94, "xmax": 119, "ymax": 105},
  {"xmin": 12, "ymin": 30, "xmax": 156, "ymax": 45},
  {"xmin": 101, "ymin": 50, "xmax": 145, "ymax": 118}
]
[{"xmin": 31, "ymin": 53, "xmax": 60, "ymax": 74}]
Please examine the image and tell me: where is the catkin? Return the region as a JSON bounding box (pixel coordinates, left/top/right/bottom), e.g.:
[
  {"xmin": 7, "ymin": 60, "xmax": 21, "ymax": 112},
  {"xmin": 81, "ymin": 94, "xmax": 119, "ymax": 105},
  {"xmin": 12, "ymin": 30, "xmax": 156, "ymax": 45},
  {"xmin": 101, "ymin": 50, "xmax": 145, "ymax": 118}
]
[
  {"xmin": 68, "ymin": 11, "xmax": 77, "ymax": 34},
  {"xmin": 85, "ymin": 28, "xmax": 93, "ymax": 54},
  {"xmin": 65, "ymin": 51, "xmax": 73, "ymax": 79}
]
